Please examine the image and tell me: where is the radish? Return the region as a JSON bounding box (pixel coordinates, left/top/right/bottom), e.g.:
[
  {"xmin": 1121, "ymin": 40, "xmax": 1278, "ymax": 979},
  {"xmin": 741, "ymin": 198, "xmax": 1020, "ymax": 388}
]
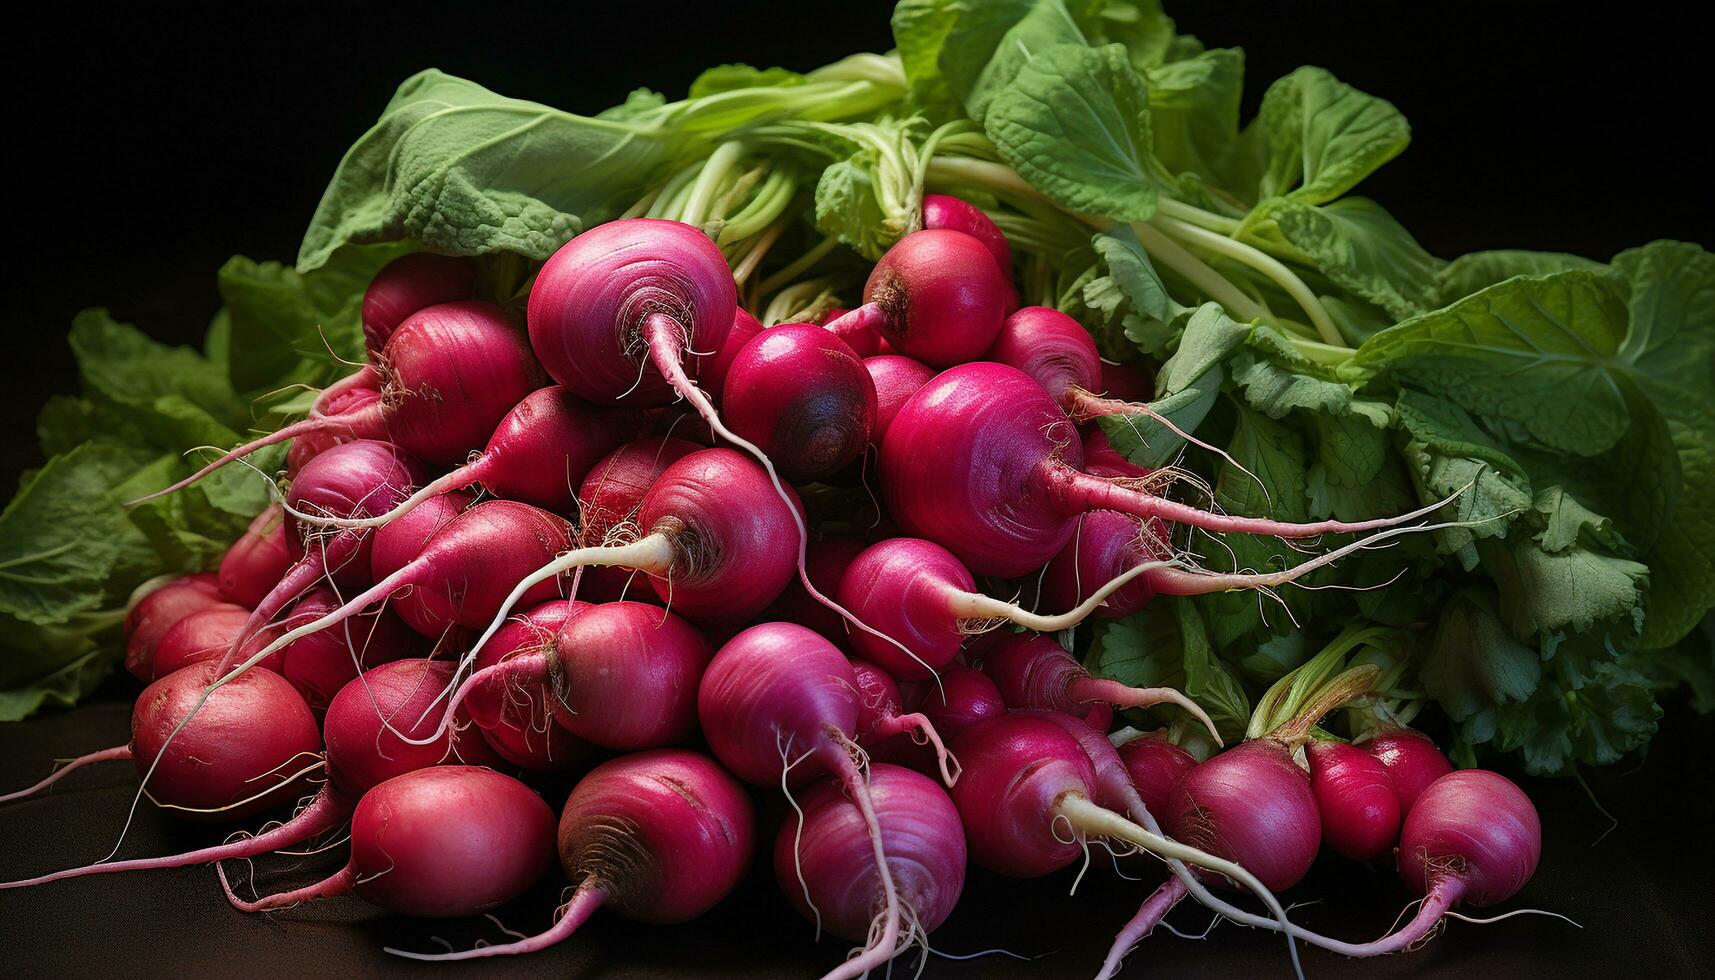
[
  {"xmin": 152, "ymin": 604, "xmax": 279, "ymax": 679},
  {"xmin": 764, "ymin": 531, "xmax": 867, "ymax": 642},
  {"xmin": 835, "ymin": 537, "xmax": 1180, "ymax": 681},
  {"xmin": 466, "ymin": 599, "xmax": 594, "ymax": 770},
  {"xmin": 386, "ymin": 750, "xmax": 752, "ymax": 960},
  {"xmin": 721, "ymin": 322, "xmax": 877, "ymax": 481},
  {"xmin": 1114, "ymin": 731, "xmax": 1197, "ymax": 817},
  {"xmin": 322, "ymin": 658, "xmax": 501, "ymax": 797},
  {"xmin": 1307, "ymin": 739, "xmax": 1401, "ymax": 861},
  {"xmin": 701, "ymin": 308, "xmax": 766, "ymax": 406},
  {"xmin": 825, "ymin": 229, "xmax": 1011, "ymax": 367},
  {"xmin": 1082, "ymin": 427, "xmax": 1147, "ymax": 478},
  {"xmin": 862, "ymin": 354, "xmax": 935, "ymax": 445},
  {"xmin": 818, "ymin": 305, "xmax": 882, "ymax": 358},
  {"xmin": 847, "ymin": 658, "xmax": 952, "ymax": 770},
  {"xmin": 912, "ymin": 665, "xmax": 1006, "ymax": 746},
  {"xmin": 575, "ymin": 435, "xmax": 700, "ymax": 602},
  {"xmin": 368, "ymin": 488, "xmax": 471, "ymax": 634},
  {"xmin": 132, "ymin": 300, "xmax": 541, "ymax": 499},
  {"xmin": 217, "ymin": 506, "xmax": 292, "ymax": 607},
  {"xmin": 0, "ymin": 662, "xmax": 343, "ymax": 890},
  {"xmin": 219, "ymin": 766, "xmax": 555, "ymax": 919},
  {"xmin": 1042, "ymin": 511, "xmax": 1169, "ymax": 620},
  {"xmin": 775, "ymin": 764, "xmax": 966, "ymax": 970},
  {"xmin": 360, "ymin": 252, "xmax": 477, "ymax": 355},
  {"xmin": 921, "ymin": 194, "xmax": 1012, "ymax": 282},
  {"xmin": 1100, "ymin": 360, "xmax": 1154, "ymax": 404},
  {"xmin": 266, "ymin": 586, "xmax": 420, "ymax": 712},
  {"xmin": 698, "ymin": 622, "xmax": 955, "ymax": 979},
  {"xmin": 1362, "ymin": 726, "xmax": 1454, "ymax": 815},
  {"xmin": 122, "ymin": 572, "xmax": 224, "ymax": 681},
  {"xmin": 973, "ymin": 631, "xmax": 1219, "ymax": 739},
  {"xmin": 292, "ymin": 386, "xmax": 648, "ymax": 529},
  {"xmin": 880, "ymin": 363, "xmax": 1449, "ymax": 576}
]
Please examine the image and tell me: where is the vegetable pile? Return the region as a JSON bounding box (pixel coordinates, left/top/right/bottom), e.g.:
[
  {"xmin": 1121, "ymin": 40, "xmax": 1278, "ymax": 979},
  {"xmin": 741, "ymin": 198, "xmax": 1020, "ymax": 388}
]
[{"xmin": 3, "ymin": 0, "xmax": 1709, "ymax": 975}]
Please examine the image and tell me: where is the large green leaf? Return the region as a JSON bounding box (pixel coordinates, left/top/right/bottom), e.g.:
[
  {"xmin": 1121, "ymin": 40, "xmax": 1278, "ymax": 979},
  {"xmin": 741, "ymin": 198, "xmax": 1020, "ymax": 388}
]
[
  {"xmin": 1251, "ymin": 67, "xmax": 1411, "ymax": 206},
  {"xmin": 1238, "ymin": 196, "xmax": 1444, "ymax": 320}
]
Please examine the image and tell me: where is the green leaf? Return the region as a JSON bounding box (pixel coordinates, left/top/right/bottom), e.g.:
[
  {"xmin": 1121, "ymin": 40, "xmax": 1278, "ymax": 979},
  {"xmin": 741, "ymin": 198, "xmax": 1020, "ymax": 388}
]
[
  {"xmin": 217, "ymin": 249, "xmax": 406, "ymax": 392},
  {"xmin": 0, "ymin": 444, "xmax": 154, "ymax": 624},
  {"xmin": 985, "ymin": 42, "xmax": 1163, "ymax": 221},
  {"xmin": 1145, "ymin": 47, "xmax": 1244, "ymax": 184},
  {"xmin": 1082, "ymin": 226, "xmax": 1179, "ymax": 356},
  {"xmin": 1421, "ymin": 588, "xmax": 1542, "ymax": 723},
  {"xmin": 1488, "ymin": 632, "xmax": 1659, "ymax": 775},
  {"xmin": 1091, "ymin": 598, "xmax": 1251, "ymax": 743},
  {"xmin": 1081, "ymin": 0, "xmax": 1183, "ymax": 70},
  {"xmin": 689, "ymin": 64, "xmax": 806, "ymax": 99},
  {"xmin": 1348, "ymin": 272, "xmax": 1633, "ymax": 456},
  {"xmin": 1478, "ymin": 536, "xmax": 1647, "ymax": 639},
  {"xmin": 1095, "ymin": 303, "xmax": 1244, "ymax": 466},
  {"xmin": 0, "ymin": 608, "xmax": 126, "ymax": 721},
  {"xmin": 892, "ymin": 0, "xmax": 961, "ymax": 110},
  {"xmin": 1230, "ymin": 324, "xmax": 1390, "ymax": 426},
  {"xmin": 69, "ymin": 310, "xmax": 241, "ymax": 426},
  {"xmin": 1251, "ymin": 66, "xmax": 1410, "ymax": 206},
  {"xmin": 1238, "ymin": 196, "xmax": 1443, "ymax": 320},
  {"xmin": 1532, "ymin": 486, "xmax": 1624, "ymax": 555},
  {"xmin": 814, "ymin": 156, "xmax": 892, "ymax": 259},
  {"xmin": 1394, "ymin": 391, "xmax": 1533, "ymax": 555},
  {"xmin": 1435, "ymin": 249, "xmax": 1609, "ymax": 304},
  {"xmin": 939, "ymin": 0, "xmax": 1079, "ymax": 122},
  {"xmin": 1626, "ymin": 614, "xmax": 1714, "ymax": 712}
]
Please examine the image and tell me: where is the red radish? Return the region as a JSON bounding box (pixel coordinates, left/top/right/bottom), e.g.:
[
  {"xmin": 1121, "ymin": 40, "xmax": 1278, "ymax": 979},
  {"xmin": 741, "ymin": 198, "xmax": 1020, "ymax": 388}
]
[
  {"xmin": 217, "ymin": 506, "xmax": 292, "ymax": 607},
  {"xmin": 1085, "ymin": 700, "xmax": 1115, "ymax": 734},
  {"xmin": 575, "ymin": 436, "xmax": 700, "ymax": 602},
  {"xmin": 360, "ymin": 252, "xmax": 478, "ymax": 355},
  {"xmin": 847, "ymin": 659, "xmax": 954, "ymax": 779},
  {"xmin": 368, "ymin": 489, "xmax": 472, "ymax": 634},
  {"xmin": 826, "ymin": 229, "xmax": 1011, "ymax": 367},
  {"xmin": 764, "ymin": 532, "xmax": 867, "ymax": 642},
  {"xmin": 1307, "ymin": 739, "xmax": 1402, "ymax": 860},
  {"xmin": 1388, "ymin": 771, "xmax": 1542, "ymax": 938},
  {"xmin": 386, "ymin": 750, "xmax": 752, "ymax": 960},
  {"xmin": 285, "ymin": 367, "xmax": 389, "ymax": 478},
  {"xmin": 123, "ymin": 573, "xmax": 223, "ymax": 681},
  {"xmin": 1115, "ymin": 732, "xmax": 1198, "ymax": 817},
  {"xmin": 722, "ymin": 323, "xmax": 877, "ymax": 482},
  {"xmin": 1042, "ymin": 511, "xmax": 1170, "ymax": 620},
  {"xmin": 219, "ymin": 766, "xmax": 554, "ymax": 919},
  {"xmin": 698, "ymin": 623, "xmax": 955, "ymax": 978},
  {"xmin": 1082, "ymin": 427, "xmax": 1148, "ymax": 478},
  {"xmin": 835, "ymin": 537, "xmax": 1175, "ymax": 681},
  {"xmin": 134, "ymin": 300, "xmax": 541, "ymax": 500},
  {"xmin": 466, "ymin": 600, "xmax": 594, "ymax": 770},
  {"xmin": 152, "ymin": 604, "xmax": 279, "ymax": 679},
  {"xmin": 863, "ymin": 354, "xmax": 935, "ymax": 445},
  {"xmin": 1362, "ymin": 727, "xmax": 1454, "ymax": 815},
  {"xmin": 701, "ymin": 308, "xmax": 766, "ymax": 405},
  {"xmin": 818, "ymin": 305, "xmax": 882, "ymax": 358},
  {"xmin": 775, "ymin": 764, "xmax": 966, "ymax": 967},
  {"xmin": 293, "ymin": 386, "xmax": 648, "ymax": 530},
  {"xmin": 267, "ymin": 586, "xmax": 420, "ymax": 712},
  {"xmin": 881, "ymin": 363, "xmax": 1449, "ymax": 577},
  {"xmin": 912, "ymin": 665, "xmax": 1006, "ymax": 746},
  {"xmin": 921, "ymin": 194, "xmax": 1012, "ymax": 281},
  {"xmin": 973, "ymin": 632, "xmax": 1218, "ymax": 739},
  {"xmin": 1101, "ymin": 360, "xmax": 1154, "ymax": 403},
  {"xmin": 322, "ymin": 658, "xmax": 501, "ymax": 798}
]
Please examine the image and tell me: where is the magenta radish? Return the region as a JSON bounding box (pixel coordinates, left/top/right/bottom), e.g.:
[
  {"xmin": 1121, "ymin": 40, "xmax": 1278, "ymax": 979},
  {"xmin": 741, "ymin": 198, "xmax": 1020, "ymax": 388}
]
[
  {"xmin": 1115, "ymin": 732, "xmax": 1198, "ymax": 817},
  {"xmin": 218, "ymin": 506, "xmax": 292, "ymax": 607},
  {"xmin": 825, "ymin": 229, "xmax": 1010, "ymax": 367},
  {"xmin": 1082, "ymin": 427, "xmax": 1148, "ymax": 479},
  {"xmin": 1101, "ymin": 360, "xmax": 1153, "ymax": 403},
  {"xmin": 575, "ymin": 435, "xmax": 700, "ymax": 602},
  {"xmin": 219, "ymin": 766, "xmax": 555, "ymax": 919},
  {"xmin": 360, "ymin": 252, "xmax": 478, "ymax": 354},
  {"xmin": 847, "ymin": 659, "xmax": 954, "ymax": 777},
  {"xmin": 1307, "ymin": 739, "xmax": 1401, "ymax": 860},
  {"xmin": 835, "ymin": 537, "xmax": 1175, "ymax": 681},
  {"xmin": 386, "ymin": 750, "xmax": 752, "ymax": 960},
  {"xmin": 152, "ymin": 604, "xmax": 279, "ymax": 679},
  {"xmin": 1042, "ymin": 511, "xmax": 1170, "ymax": 620},
  {"xmin": 973, "ymin": 631, "xmax": 1218, "ymax": 739},
  {"xmin": 912, "ymin": 665, "xmax": 1006, "ymax": 746},
  {"xmin": 467, "ymin": 600, "xmax": 594, "ymax": 771},
  {"xmin": 820, "ymin": 307, "xmax": 882, "ymax": 358},
  {"xmin": 921, "ymin": 194, "xmax": 1012, "ymax": 282},
  {"xmin": 765, "ymin": 532, "xmax": 867, "ymax": 642},
  {"xmin": 881, "ymin": 363, "xmax": 1447, "ymax": 577},
  {"xmin": 133, "ymin": 300, "xmax": 541, "ymax": 500},
  {"xmin": 368, "ymin": 488, "xmax": 471, "ymax": 633},
  {"xmin": 266, "ymin": 586, "xmax": 421, "ymax": 712},
  {"xmin": 863, "ymin": 354, "xmax": 935, "ymax": 445},
  {"xmin": 296, "ymin": 386, "xmax": 648, "ymax": 530},
  {"xmin": 721, "ymin": 322, "xmax": 877, "ymax": 482},
  {"xmin": 322, "ymin": 658, "xmax": 501, "ymax": 797},
  {"xmin": 123, "ymin": 572, "xmax": 224, "ymax": 681},
  {"xmin": 775, "ymin": 764, "xmax": 966, "ymax": 965},
  {"xmin": 698, "ymin": 622, "xmax": 954, "ymax": 978},
  {"xmin": 1362, "ymin": 727, "xmax": 1454, "ymax": 815},
  {"xmin": 1389, "ymin": 771, "xmax": 1542, "ymax": 935},
  {"xmin": 701, "ymin": 308, "xmax": 766, "ymax": 406}
]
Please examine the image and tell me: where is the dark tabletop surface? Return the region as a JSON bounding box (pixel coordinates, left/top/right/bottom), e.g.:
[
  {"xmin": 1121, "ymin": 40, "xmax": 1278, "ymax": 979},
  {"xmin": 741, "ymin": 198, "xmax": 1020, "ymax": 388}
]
[{"xmin": 2, "ymin": 689, "xmax": 1710, "ymax": 980}]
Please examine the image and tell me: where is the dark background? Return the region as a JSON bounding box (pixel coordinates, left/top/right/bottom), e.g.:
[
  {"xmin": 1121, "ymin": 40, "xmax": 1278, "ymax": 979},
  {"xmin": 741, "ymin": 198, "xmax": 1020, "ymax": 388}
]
[{"xmin": 2, "ymin": 1, "xmax": 1711, "ymax": 977}]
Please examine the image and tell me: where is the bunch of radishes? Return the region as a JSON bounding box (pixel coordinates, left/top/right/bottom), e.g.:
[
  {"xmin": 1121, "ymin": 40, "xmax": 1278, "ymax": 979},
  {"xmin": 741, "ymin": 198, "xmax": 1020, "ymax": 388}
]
[{"xmin": 1, "ymin": 203, "xmax": 1549, "ymax": 977}]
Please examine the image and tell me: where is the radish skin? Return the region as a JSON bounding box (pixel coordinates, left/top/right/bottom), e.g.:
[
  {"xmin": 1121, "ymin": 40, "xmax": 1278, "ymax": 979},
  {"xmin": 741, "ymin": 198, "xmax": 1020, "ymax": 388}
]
[
  {"xmin": 1308, "ymin": 739, "xmax": 1402, "ymax": 860},
  {"xmin": 974, "ymin": 631, "xmax": 1219, "ymax": 741},
  {"xmin": 123, "ymin": 573, "xmax": 224, "ymax": 681},
  {"xmin": 360, "ymin": 252, "xmax": 477, "ymax": 355},
  {"xmin": 217, "ymin": 507, "xmax": 292, "ymax": 608}
]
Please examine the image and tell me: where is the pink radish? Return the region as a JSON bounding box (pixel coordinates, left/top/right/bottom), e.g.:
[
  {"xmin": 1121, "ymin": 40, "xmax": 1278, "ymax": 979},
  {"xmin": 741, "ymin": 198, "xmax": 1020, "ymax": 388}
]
[
  {"xmin": 123, "ymin": 573, "xmax": 224, "ymax": 681},
  {"xmin": 1082, "ymin": 427, "xmax": 1148, "ymax": 478},
  {"xmin": 973, "ymin": 631, "xmax": 1218, "ymax": 738},
  {"xmin": 322, "ymin": 658, "xmax": 501, "ymax": 798},
  {"xmin": 219, "ymin": 766, "xmax": 554, "ymax": 919},
  {"xmin": 360, "ymin": 252, "xmax": 477, "ymax": 355},
  {"xmin": 775, "ymin": 764, "xmax": 966, "ymax": 969},
  {"xmin": 826, "ymin": 229, "xmax": 1011, "ymax": 367},
  {"xmin": 1307, "ymin": 739, "xmax": 1401, "ymax": 860},
  {"xmin": 701, "ymin": 308, "xmax": 766, "ymax": 406},
  {"xmin": 1101, "ymin": 360, "xmax": 1153, "ymax": 403},
  {"xmin": 847, "ymin": 659, "xmax": 951, "ymax": 769},
  {"xmin": 368, "ymin": 489, "xmax": 472, "ymax": 634},
  {"xmin": 152, "ymin": 604, "xmax": 280, "ymax": 679},
  {"xmin": 921, "ymin": 194, "xmax": 1012, "ymax": 282},
  {"xmin": 466, "ymin": 599, "xmax": 594, "ymax": 770},
  {"xmin": 863, "ymin": 354, "xmax": 935, "ymax": 445},
  {"xmin": 764, "ymin": 532, "xmax": 867, "ymax": 643},
  {"xmin": 1115, "ymin": 732, "xmax": 1197, "ymax": 817},
  {"xmin": 911, "ymin": 665, "xmax": 1006, "ymax": 746},
  {"xmin": 266, "ymin": 586, "xmax": 421, "ymax": 712},
  {"xmin": 385, "ymin": 750, "xmax": 752, "ymax": 960},
  {"xmin": 575, "ymin": 435, "xmax": 700, "ymax": 602},
  {"xmin": 721, "ymin": 322, "xmax": 877, "ymax": 482},
  {"xmin": 217, "ymin": 506, "xmax": 292, "ymax": 607},
  {"xmin": 133, "ymin": 300, "xmax": 541, "ymax": 499},
  {"xmin": 881, "ymin": 363, "xmax": 1449, "ymax": 576},
  {"xmin": 818, "ymin": 305, "xmax": 882, "ymax": 358},
  {"xmin": 1362, "ymin": 727, "xmax": 1454, "ymax": 815},
  {"xmin": 698, "ymin": 622, "xmax": 955, "ymax": 979},
  {"xmin": 1042, "ymin": 511, "xmax": 1170, "ymax": 620}
]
